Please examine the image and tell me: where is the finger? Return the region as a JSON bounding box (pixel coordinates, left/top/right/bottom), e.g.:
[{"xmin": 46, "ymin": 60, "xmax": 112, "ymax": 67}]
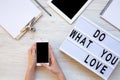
[
  {"xmin": 41, "ymin": 63, "xmax": 51, "ymax": 70},
  {"xmin": 31, "ymin": 44, "xmax": 36, "ymax": 56},
  {"xmin": 32, "ymin": 43, "xmax": 36, "ymax": 50},
  {"xmin": 49, "ymin": 45, "xmax": 54, "ymax": 58},
  {"xmin": 48, "ymin": 45, "xmax": 57, "ymax": 66},
  {"xmin": 49, "ymin": 45, "xmax": 55, "ymax": 62},
  {"xmin": 49, "ymin": 45, "xmax": 53, "ymax": 54},
  {"xmin": 49, "ymin": 56, "xmax": 53, "ymax": 66},
  {"xmin": 33, "ymin": 43, "xmax": 36, "ymax": 47},
  {"xmin": 28, "ymin": 47, "xmax": 32, "ymax": 55}
]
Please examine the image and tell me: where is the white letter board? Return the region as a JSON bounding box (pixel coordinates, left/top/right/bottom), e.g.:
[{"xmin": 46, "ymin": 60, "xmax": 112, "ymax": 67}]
[{"xmin": 60, "ymin": 16, "xmax": 120, "ymax": 80}]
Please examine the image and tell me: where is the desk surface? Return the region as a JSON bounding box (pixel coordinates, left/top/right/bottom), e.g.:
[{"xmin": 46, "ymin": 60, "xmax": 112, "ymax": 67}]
[{"xmin": 0, "ymin": 0, "xmax": 120, "ymax": 80}]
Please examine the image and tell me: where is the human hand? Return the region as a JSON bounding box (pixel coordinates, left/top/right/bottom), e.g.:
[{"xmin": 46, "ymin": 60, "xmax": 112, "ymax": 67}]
[
  {"xmin": 41, "ymin": 45, "xmax": 66, "ymax": 80},
  {"xmin": 25, "ymin": 44, "xmax": 36, "ymax": 80},
  {"xmin": 27, "ymin": 44, "xmax": 36, "ymax": 70}
]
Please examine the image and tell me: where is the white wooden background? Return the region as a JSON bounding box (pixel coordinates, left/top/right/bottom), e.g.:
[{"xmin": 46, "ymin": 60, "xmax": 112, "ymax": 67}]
[{"xmin": 0, "ymin": 0, "xmax": 120, "ymax": 80}]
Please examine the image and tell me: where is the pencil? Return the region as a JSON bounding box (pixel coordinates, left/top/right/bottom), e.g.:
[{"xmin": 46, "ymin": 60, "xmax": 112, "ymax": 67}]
[{"xmin": 35, "ymin": 0, "xmax": 52, "ymax": 16}]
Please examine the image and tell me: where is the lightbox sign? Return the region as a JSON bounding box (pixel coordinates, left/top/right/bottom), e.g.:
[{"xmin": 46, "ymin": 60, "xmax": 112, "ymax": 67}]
[{"xmin": 60, "ymin": 16, "xmax": 120, "ymax": 80}]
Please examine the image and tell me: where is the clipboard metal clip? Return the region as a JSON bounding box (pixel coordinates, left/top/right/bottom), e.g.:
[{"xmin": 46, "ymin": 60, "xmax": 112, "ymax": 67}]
[{"xmin": 21, "ymin": 17, "xmax": 36, "ymax": 32}]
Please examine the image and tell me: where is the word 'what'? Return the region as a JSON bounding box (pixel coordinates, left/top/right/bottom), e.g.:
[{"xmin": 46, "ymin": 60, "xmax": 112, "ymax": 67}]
[{"xmin": 69, "ymin": 29, "xmax": 93, "ymax": 48}]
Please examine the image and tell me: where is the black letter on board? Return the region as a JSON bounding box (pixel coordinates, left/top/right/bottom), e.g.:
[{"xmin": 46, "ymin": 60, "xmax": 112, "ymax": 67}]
[
  {"xmin": 99, "ymin": 33, "xmax": 106, "ymax": 41},
  {"xmin": 111, "ymin": 57, "xmax": 119, "ymax": 65},
  {"xmin": 69, "ymin": 29, "xmax": 78, "ymax": 39},
  {"xmin": 101, "ymin": 49, "xmax": 108, "ymax": 58},
  {"xmin": 93, "ymin": 30, "xmax": 100, "ymax": 38},
  {"xmin": 84, "ymin": 55, "xmax": 90, "ymax": 64},
  {"xmin": 86, "ymin": 40, "xmax": 93, "ymax": 48},
  {"xmin": 96, "ymin": 61, "xmax": 102, "ymax": 70},
  {"xmin": 106, "ymin": 53, "xmax": 112, "ymax": 61},
  {"xmin": 100, "ymin": 65, "xmax": 108, "ymax": 74},
  {"xmin": 75, "ymin": 33, "xmax": 82, "ymax": 42},
  {"xmin": 79, "ymin": 37, "xmax": 86, "ymax": 46},
  {"xmin": 90, "ymin": 59, "xmax": 96, "ymax": 67}
]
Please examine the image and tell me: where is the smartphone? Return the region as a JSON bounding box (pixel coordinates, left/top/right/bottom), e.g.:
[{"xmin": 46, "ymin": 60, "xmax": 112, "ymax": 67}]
[{"xmin": 36, "ymin": 41, "xmax": 49, "ymax": 66}]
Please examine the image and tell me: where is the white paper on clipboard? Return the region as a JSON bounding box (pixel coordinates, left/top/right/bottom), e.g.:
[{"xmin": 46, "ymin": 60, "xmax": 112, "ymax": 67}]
[{"xmin": 0, "ymin": 0, "xmax": 41, "ymax": 39}]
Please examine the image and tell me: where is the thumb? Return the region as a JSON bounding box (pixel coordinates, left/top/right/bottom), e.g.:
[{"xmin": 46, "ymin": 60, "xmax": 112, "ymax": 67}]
[{"xmin": 41, "ymin": 63, "xmax": 51, "ymax": 70}]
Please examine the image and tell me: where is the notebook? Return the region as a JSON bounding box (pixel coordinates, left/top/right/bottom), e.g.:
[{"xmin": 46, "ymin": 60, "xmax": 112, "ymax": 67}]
[
  {"xmin": 101, "ymin": 0, "xmax": 120, "ymax": 30},
  {"xmin": 60, "ymin": 16, "xmax": 120, "ymax": 80},
  {"xmin": 0, "ymin": 0, "xmax": 42, "ymax": 39}
]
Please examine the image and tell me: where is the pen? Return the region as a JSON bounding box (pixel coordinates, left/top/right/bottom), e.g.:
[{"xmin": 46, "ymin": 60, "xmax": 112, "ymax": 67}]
[{"xmin": 35, "ymin": 0, "xmax": 52, "ymax": 16}]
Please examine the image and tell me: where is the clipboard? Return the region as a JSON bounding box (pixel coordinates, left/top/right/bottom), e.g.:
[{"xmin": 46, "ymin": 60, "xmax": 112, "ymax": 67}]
[
  {"xmin": 0, "ymin": 0, "xmax": 42, "ymax": 40},
  {"xmin": 15, "ymin": 13, "xmax": 42, "ymax": 40}
]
